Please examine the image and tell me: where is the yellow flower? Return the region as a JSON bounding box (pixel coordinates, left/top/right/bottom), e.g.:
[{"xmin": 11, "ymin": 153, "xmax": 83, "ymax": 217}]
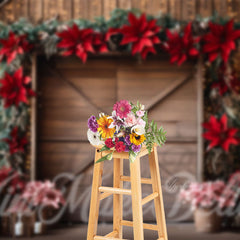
[
  {"xmin": 97, "ymin": 115, "xmax": 115, "ymax": 139},
  {"xmin": 130, "ymin": 133, "xmax": 146, "ymax": 145}
]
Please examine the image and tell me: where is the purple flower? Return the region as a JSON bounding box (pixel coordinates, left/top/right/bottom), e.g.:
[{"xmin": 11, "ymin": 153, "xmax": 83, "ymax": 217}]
[
  {"xmin": 132, "ymin": 144, "xmax": 141, "ymax": 153},
  {"xmin": 124, "ymin": 145, "xmax": 130, "ymax": 152},
  {"xmin": 125, "ymin": 135, "xmax": 131, "ymax": 146},
  {"xmin": 88, "ymin": 115, "xmax": 98, "ymax": 132}
]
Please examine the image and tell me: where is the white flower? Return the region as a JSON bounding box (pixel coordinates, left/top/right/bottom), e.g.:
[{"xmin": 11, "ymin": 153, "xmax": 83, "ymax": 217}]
[
  {"xmin": 137, "ymin": 118, "xmax": 146, "ymax": 127},
  {"xmin": 131, "ymin": 125, "xmax": 145, "ymax": 135},
  {"xmin": 87, "ymin": 129, "xmax": 102, "ymax": 146}
]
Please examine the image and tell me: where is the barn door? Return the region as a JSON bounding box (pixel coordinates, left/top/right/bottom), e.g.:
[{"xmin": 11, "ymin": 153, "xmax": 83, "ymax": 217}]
[{"xmin": 37, "ymin": 55, "xmax": 197, "ymax": 222}]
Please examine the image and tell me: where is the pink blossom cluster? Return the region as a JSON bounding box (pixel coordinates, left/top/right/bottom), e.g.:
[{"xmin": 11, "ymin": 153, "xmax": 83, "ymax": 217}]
[
  {"xmin": 21, "ymin": 180, "xmax": 65, "ymax": 209},
  {"xmin": 179, "ymin": 181, "xmax": 226, "ymax": 210}
]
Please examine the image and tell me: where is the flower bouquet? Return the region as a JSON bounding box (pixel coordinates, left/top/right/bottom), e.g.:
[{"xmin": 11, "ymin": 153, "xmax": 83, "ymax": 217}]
[{"xmin": 87, "ymin": 100, "xmax": 166, "ymax": 163}]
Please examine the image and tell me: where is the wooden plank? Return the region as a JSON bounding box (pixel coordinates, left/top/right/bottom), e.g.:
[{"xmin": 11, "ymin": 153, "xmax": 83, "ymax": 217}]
[
  {"xmin": 182, "ymin": 0, "xmax": 196, "ymax": 21},
  {"xmin": 132, "ymin": 0, "xmax": 147, "ymax": 11},
  {"xmin": 43, "ymin": 0, "xmax": 59, "ymax": 20},
  {"xmin": 113, "ymin": 158, "xmax": 123, "ymax": 238},
  {"xmin": 14, "ymin": 0, "xmax": 29, "ymax": 20},
  {"xmin": 103, "ymin": 0, "xmax": 117, "ymax": 20},
  {"xmin": 1, "ymin": 1, "xmax": 15, "ymax": 23},
  {"xmin": 98, "ymin": 187, "xmax": 132, "ymax": 195},
  {"xmin": 73, "ymin": 0, "xmax": 88, "ymax": 19},
  {"xmin": 58, "ymin": 0, "xmax": 73, "ymax": 21},
  {"xmin": 145, "ymin": 73, "xmax": 194, "ymax": 111},
  {"xmin": 197, "ymin": 0, "xmax": 213, "ymax": 18},
  {"xmin": 213, "ymin": 0, "xmax": 227, "ymax": 17},
  {"xmin": 117, "ymin": 0, "xmax": 132, "ymax": 9},
  {"xmin": 147, "ymin": 0, "xmax": 168, "ymax": 16},
  {"xmin": 169, "ymin": 0, "xmax": 182, "ymax": 20},
  {"xmin": 227, "ymin": 0, "xmax": 240, "ymax": 20},
  {"xmin": 88, "ymin": 0, "xmax": 102, "ymax": 21},
  {"xmin": 120, "ymin": 176, "xmax": 152, "ymax": 184},
  {"xmin": 29, "ymin": 0, "xmax": 43, "ymax": 24}
]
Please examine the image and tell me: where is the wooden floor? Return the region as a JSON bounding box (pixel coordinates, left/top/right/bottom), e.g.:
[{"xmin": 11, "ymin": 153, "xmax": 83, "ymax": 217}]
[{"xmin": 2, "ymin": 224, "xmax": 239, "ymax": 240}]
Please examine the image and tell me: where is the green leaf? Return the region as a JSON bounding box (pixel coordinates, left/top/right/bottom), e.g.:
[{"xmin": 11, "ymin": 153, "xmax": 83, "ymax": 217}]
[
  {"xmin": 95, "ymin": 152, "xmax": 113, "ymax": 164},
  {"xmin": 129, "ymin": 151, "xmax": 138, "ymax": 163},
  {"xmin": 99, "ymin": 145, "xmax": 110, "ymax": 152}
]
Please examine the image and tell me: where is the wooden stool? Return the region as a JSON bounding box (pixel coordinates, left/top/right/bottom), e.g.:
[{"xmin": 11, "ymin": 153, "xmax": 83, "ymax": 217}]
[{"xmin": 87, "ymin": 145, "xmax": 168, "ymax": 240}]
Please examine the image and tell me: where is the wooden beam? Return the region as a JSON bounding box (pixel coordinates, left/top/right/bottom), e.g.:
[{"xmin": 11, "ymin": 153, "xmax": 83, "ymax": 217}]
[
  {"xmin": 196, "ymin": 58, "xmax": 204, "ymax": 181},
  {"xmin": 73, "ymin": 0, "xmax": 88, "ymax": 19},
  {"xmin": 142, "ymin": 192, "xmax": 159, "ymax": 206},
  {"xmin": 145, "ymin": 73, "xmax": 194, "ymax": 111},
  {"xmin": 30, "ymin": 54, "xmax": 37, "ymax": 180},
  {"xmin": 213, "ymin": 0, "xmax": 227, "ymax": 17},
  {"xmin": 98, "ymin": 187, "xmax": 132, "ymax": 195},
  {"xmin": 120, "ymin": 176, "xmax": 152, "ymax": 184},
  {"xmin": 169, "ymin": 0, "xmax": 182, "ymax": 20},
  {"xmin": 120, "ymin": 220, "xmax": 159, "ymax": 231}
]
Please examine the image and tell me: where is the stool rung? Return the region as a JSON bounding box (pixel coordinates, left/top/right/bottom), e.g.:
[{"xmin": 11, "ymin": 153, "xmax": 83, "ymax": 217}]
[
  {"xmin": 94, "ymin": 236, "xmax": 127, "ymax": 240},
  {"xmin": 142, "ymin": 192, "xmax": 159, "ymax": 206},
  {"xmin": 105, "ymin": 230, "xmax": 118, "ymax": 237},
  {"xmin": 120, "ymin": 220, "xmax": 158, "ymax": 231},
  {"xmin": 99, "ymin": 186, "xmax": 132, "ymax": 195},
  {"xmin": 120, "ymin": 175, "xmax": 152, "ymax": 184},
  {"xmin": 99, "ymin": 192, "xmax": 112, "ymax": 201}
]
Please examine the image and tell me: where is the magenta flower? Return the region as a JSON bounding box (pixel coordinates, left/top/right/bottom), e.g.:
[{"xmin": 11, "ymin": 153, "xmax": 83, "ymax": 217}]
[
  {"xmin": 132, "ymin": 144, "xmax": 141, "ymax": 153},
  {"xmin": 113, "ymin": 100, "xmax": 131, "ymax": 119}
]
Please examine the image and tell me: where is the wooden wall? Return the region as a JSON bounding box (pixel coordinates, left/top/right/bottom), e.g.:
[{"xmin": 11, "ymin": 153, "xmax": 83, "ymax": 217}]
[{"xmin": 1, "ymin": 0, "xmax": 240, "ymax": 24}]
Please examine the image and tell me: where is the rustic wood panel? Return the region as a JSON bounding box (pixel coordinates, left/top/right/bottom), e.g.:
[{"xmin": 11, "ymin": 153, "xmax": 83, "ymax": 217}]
[
  {"xmin": 13, "ymin": 0, "xmax": 29, "ymax": 20},
  {"xmin": 29, "ymin": 0, "xmax": 43, "ymax": 24},
  {"xmin": 213, "ymin": 0, "xmax": 227, "ymax": 17},
  {"xmin": 147, "ymin": 0, "xmax": 168, "ymax": 16},
  {"xmin": 197, "ymin": 0, "xmax": 213, "ymax": 18},
  {"xmin": 169, "ymin": 0, "xmax": 182, "ymax": 20},
  {"xmin": 117, "ymin": 0, "xmax": 132, "ymax": 9},
  {"xmin": 1, "ymin": 0, "xmax": 240, "ymax": 23},
  {"xmin": 58, "ymin": 0, "xmax": 73, "ymax": 21},
  {"xmin": 73, "ymin": 0, "xmax": 88, "ymax": 19},
  {"xmin": 88, "ymin": 0, "xmax": 102, "ymax": 20},
  {"xmin": 182, "ymin": 0, "xmax": 196, "ymax": 21},
  {"xmin": 103, "ymin": 0, "xmax": 117, "ymax": 19}
]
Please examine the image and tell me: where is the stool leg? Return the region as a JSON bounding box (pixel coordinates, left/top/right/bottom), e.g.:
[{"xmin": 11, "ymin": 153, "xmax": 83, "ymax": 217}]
[
  {"xmin": 149, "ymin": 147, "xmax": 168, "ymax": 240},
  {"xmin": 113, "ymin": 158, "xmax": 123, "ymax": 238},
  {"xmin": 130, "ymin": 157, "xmax": 144, "ymax": 240},
  {"xmin": 87, "ymin": 150, "xmax": 104, "ymax": 240}
]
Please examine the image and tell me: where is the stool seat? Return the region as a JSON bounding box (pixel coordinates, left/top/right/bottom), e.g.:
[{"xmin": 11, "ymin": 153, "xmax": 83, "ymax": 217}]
[{"xmin": 87, "ymin": 145, "xmax": 168, "ymax": 240}]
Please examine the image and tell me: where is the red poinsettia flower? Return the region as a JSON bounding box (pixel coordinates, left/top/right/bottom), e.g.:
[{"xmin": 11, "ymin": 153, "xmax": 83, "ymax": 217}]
[
  {"xmin": 57, "ymin": 24, "xmax": 95, "ymax": 63},
  {"xmin": 3, "ymin": 127, "xmax": 28, "ymax": 155},
  {"xmin": 203, "ymin": 114, "xmax": 239, "ymax": 151},
  {"xmin": 166, "ymin": 23, "xmax": 200, "ymax": 65},
  {"xmin": 118, "ymin": 13, "xmax": 161, "ymax": 59},
  {"xmin": 0, "ymin": 67, "xmax": 35, "ymax": 108},
  {"xmin": 211, "ymin": 65, "xmax": 229, "ymax": 95},
  {"xmin": 0, "ymin": 32, "xmax": 32, "ymax": 64},
  {"xmin": 93, "ymin": 33, "xmax": 108, "ymax": 53},
  {"xmin": 211, "ymin": 79, "xmax": 229, "ymax": 96},
  {"xmin": 203, "ymin": 20, "xmax": 240, "ymax": 63}
]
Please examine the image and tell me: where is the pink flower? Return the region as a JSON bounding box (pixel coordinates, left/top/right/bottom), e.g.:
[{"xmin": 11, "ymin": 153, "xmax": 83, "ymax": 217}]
[
  {"xmin": 125, "ymin": 113, "xmax": 137, "ymax": 127},
  {"xmin": 136, "ymin": 110, "xmax": 145, "ymax": 117},
  {"xmin": 113, "ymin": 100, "xmax": 131, "ymax": 119},
  {"xmin": 21, "ymin": 180, "xmax": 65, "ymax": 209},
  {"xmin": 137, "ymin": 118, "xmax": 146, "ymax": 127}
]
